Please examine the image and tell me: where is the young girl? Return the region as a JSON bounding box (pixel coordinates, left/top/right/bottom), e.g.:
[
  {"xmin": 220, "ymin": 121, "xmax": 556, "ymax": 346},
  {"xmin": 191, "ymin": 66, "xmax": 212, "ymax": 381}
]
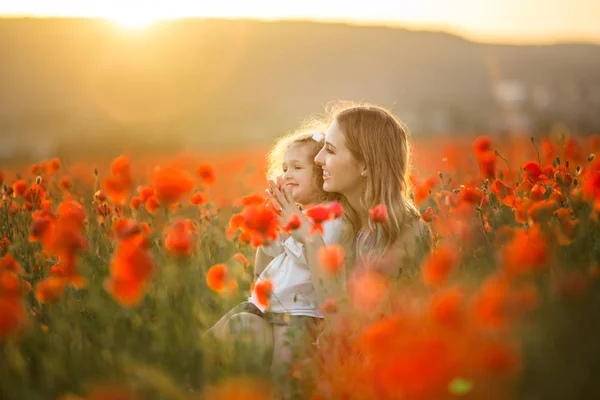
[{"xmin": 203, "ymin": 126, "xmax": 343, "ymax": 377}]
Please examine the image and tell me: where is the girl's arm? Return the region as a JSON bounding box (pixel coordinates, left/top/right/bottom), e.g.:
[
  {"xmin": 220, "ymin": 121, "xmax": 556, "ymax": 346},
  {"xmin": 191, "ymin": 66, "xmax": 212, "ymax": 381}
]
[
  {"xmin": 265, "ymin": 178, "xmax": 346, "ymax": 304},
  {"xmin": 253, "ymin": 247, "xmax": 274, "ymax": 279}
]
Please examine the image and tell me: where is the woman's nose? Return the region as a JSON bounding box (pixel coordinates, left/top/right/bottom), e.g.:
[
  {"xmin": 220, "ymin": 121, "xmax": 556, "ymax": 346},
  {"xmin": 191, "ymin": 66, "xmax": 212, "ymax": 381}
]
[{"xmin": 314, "ymin": 148, "xmax": 325, "ymax": 165}]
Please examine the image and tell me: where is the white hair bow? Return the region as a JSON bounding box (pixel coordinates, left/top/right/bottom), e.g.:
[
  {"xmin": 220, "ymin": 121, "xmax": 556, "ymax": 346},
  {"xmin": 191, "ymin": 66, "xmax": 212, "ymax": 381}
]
[{"xmin": 312, "ymin": 131, "xmax": 325, "ymax": 142}]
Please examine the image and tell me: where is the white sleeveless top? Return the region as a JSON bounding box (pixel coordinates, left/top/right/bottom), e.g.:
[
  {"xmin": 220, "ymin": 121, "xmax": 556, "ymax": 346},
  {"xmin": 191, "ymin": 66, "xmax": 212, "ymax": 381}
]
[{"xmin": 249, "ymin": 217, "xmax": 343, "ymax": 318}]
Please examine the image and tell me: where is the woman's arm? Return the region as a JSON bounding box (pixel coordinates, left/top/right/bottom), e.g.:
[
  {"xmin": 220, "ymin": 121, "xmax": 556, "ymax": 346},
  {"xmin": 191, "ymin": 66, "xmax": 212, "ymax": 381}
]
[
  {"xmin": 377, "ymin": 217, "xmax": 432, "ymax": 278},
  {"xmin": 302, "ymin": 231, "xmax": 347, "ymax": 305}
]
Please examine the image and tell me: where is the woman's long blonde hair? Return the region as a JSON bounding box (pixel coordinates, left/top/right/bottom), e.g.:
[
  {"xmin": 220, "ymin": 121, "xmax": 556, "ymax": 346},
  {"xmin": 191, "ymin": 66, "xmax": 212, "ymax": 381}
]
[{"xmin": 326, "ymin": 101, "xmax": 420, "ymax": 261}]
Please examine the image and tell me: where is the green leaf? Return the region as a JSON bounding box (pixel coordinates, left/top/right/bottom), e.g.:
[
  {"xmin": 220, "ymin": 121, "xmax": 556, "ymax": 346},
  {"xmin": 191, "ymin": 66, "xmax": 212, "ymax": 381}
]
[{"xmin": 448, "ymin": 377, "xmax": 473, "ymax": 396}]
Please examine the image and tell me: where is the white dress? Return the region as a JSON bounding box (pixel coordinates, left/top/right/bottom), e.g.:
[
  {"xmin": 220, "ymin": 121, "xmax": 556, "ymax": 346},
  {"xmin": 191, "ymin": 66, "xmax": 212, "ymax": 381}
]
[{"xmin": 248, "ymin": 217, "xmax": 343, "ymax": 318}]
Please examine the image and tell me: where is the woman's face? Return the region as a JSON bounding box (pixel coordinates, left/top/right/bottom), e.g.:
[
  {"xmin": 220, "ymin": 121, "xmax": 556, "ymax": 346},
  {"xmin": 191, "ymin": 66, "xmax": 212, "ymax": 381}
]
[{"xmin": 314, "ymin": 119, "xmax": 365, "ymax": 195}]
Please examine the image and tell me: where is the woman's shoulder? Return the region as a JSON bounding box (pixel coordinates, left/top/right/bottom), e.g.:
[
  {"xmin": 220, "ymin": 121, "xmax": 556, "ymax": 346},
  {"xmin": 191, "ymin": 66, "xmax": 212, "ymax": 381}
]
[
  {"xmin": 396, "ymin": 214, "xmax": 432, "ymax": 257},
  {"xmin": 371, "ymin": 216, "xmax": 431, "ymax": 277},
  {"xmin": 401, "ymin": 213, "xmax": 431, "ymax": 242},
  {"xmin": 404, "ymin": 214, "xmax": 431, "ymax": 238},
  {"xmin": 400, "ymin": 215, "xmax": 433, "ymax": 253}
]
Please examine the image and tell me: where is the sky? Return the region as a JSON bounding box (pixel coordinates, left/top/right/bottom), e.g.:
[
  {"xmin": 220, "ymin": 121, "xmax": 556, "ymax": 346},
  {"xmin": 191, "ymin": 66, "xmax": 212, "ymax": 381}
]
[{"xmin": 1, "ymin": 0, "xmax": 600, "ymax": 44}]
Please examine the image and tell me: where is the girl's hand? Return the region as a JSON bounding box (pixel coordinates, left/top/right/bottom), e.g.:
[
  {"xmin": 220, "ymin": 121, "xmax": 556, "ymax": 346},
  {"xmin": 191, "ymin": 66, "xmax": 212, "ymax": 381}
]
[{"xmin": 265, "ymin": 176, "xmax": 312, "ymax": 244}]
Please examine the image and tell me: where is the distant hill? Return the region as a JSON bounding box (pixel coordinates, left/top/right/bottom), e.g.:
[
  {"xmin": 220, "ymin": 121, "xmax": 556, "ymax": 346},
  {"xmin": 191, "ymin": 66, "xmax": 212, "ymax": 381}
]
[{"xmin": 0, "ymin": 18, "xmax": 599, "ymax": 156}]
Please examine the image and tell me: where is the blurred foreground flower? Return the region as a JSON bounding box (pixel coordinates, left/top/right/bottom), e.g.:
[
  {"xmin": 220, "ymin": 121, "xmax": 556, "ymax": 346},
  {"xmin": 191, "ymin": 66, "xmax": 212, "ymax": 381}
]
[
  {"xmin": 104, "ymin": 224, "xmax": 154, "ymax": 307},
  {"xmin": 198, "ymin": 376, "xmax": 276, "ymax": 400}
]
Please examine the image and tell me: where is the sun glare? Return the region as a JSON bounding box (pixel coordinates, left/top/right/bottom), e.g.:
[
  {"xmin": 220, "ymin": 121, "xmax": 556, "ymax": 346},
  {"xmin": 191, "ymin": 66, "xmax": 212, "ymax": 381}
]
[{"xmin": 108, "ymin": 12, "xmax": 160, "ymax": 30}]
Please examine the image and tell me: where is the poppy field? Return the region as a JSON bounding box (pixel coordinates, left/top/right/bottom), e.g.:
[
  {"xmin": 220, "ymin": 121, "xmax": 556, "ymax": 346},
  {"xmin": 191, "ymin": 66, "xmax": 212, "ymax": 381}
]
[{"xmin": 1, "ymin": 131, "xmax": 600, "ymax": 400}]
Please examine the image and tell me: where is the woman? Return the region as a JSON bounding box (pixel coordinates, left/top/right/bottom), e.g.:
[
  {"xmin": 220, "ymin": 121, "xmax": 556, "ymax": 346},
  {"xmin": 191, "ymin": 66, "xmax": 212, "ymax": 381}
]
[{"xmin": 315, "ymin": 103, "xmax": 431, "ymax": 273}]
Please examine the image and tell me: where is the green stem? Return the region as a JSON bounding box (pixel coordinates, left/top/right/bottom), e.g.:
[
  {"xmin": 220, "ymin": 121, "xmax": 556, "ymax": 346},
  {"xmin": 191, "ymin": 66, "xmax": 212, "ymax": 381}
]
[
  {"xmin": 494, "ymin": 150, "xmax": 512, "ymax": 179},
  {"xmin": 530, "ymin": 136, "xmax": 542, "ymax": 166}
]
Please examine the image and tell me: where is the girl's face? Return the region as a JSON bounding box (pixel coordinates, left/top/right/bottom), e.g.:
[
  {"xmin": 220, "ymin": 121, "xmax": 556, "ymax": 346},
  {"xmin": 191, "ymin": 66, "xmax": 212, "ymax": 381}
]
[
  {"xmin": 282, "ymin": 143, "xmax": 321, "ymax": 205},
  {"xmin": 314, "ymin": 119, "xmax": 365, "ymax": 196}
]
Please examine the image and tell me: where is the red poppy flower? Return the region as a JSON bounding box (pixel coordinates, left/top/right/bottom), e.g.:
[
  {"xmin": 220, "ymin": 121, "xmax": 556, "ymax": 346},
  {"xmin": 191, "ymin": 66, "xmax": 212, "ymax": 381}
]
[
  {"xmin": 523, "ymin": 162, "xmax": 543, "ymax": 182},
  {"xmin": 369, "ymin": 204, "xmax": 388, "ymax": 224},
  {"xmin": 48, "ymin": 158, "xmax": 61, "ymax": 174},
  {"xmin": 190, "ymin": 193, "xmax": 206, "ymax": 206},
  {"xmin": 196, "ymin": 164, "xmax": 216, "ymax": 185},
  {"xmin": 327, "ymin": 201, "xmax": 343, "ymax": 218},
  {"xmin": 421, "ymin": 206, "xmax": 435, "ymax": 222},
  {"xmin": 152, "ymin": 166, "xmax": 195, "ymax": 206},
  {"xmin": 421, "ymin": 244, "xmax": 460, "ymax": 287},
  {"xmin": 318, "ymin": 244, "xmax": 345, "ymax": 275},
  {"xmin": 34, "ymin": 276, "xmax": 66, "ymax": 304},
  {"xmin": 284, "ymin": 214, "xmax": 302, "ymax": 233},
  {"xmin": 164, "ymin": 219, "xmax": 195, "ymax": 255},
  {"xmin": 473, "ymin": 136, "xmax": 492, "ymax": 155},
  {"xmin": 233, "ymin": 253, "xmax": 250, "ymax": 267},
  {"xmin": 206, "ymin": 264, "xmax": 228, "ymax": 292},
  {"xmin": 502, "ymin": 226, "xmax": 548, "ymax": 277},
  {"xmin": 253, "ymin": 279, "xmax": 273, "ymax": 309},
  {"xmin": 477, "ymin": 152, "xmax": 496, "ymax": 180}
]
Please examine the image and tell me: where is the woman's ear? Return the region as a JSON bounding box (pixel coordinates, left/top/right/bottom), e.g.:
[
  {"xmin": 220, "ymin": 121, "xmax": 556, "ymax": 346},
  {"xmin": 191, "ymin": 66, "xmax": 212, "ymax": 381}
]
[{"xmin": 359, "ymin": 159, "xmax": 368, "ymax": 177}]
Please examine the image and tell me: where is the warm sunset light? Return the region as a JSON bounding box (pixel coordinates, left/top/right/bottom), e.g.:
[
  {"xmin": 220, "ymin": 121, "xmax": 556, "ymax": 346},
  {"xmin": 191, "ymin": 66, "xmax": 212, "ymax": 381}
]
[
  {"xmin": 1, "ymin": 0, "xmax": 600, "ymax": 43},
  {"xmin": 107, "ymin": 13, "xmax": 160, "ymax": 30},
  {"xmin": 2, "ymin": 0, "xmax": 600, "ymax": 396}
]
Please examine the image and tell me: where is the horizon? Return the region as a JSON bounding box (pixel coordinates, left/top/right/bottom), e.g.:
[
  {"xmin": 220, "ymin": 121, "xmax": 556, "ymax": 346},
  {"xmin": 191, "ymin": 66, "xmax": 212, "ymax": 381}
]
[
  {"xmin": 1, "ymin": 15, "xmax": 599, "ymax": 47},
  {"xmin": 1, "ymin": 0, "xmax": 600, "ymax": 45}
]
